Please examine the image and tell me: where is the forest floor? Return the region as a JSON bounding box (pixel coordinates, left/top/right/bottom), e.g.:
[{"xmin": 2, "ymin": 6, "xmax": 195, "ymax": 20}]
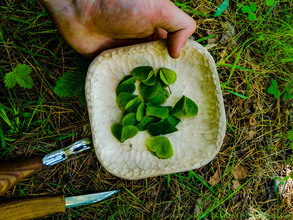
[{"xmin": 0, "ymin": 0, "xmax": 293, "ymax": 219}]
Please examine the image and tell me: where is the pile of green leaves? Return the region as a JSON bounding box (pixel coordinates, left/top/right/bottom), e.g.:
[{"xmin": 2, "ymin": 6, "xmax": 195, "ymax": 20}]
[{"xmin": 111, "ymin": 66, "xmax": 198, "ymax": 159}]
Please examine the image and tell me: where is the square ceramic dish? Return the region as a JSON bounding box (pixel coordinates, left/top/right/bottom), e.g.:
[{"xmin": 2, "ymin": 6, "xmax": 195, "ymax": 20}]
[{"xmin": 85, "ymin": 39, "xmax": 226, "ymax": 180}]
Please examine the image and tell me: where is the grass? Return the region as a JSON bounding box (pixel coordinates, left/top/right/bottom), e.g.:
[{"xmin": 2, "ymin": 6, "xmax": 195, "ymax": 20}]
[{"xmin": 1, "ymin": 0, "xmax": 293, "ymax": 219}]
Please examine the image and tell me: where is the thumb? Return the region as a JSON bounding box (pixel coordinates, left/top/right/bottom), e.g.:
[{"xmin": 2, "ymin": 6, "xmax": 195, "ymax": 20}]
[{"xmin": 156, "ymin": 1, "xmax": 196, "ymax": 58}]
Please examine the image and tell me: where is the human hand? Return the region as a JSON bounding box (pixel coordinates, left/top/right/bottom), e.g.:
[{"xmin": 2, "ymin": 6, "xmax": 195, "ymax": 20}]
[{"xmin": 38, "ymin": 0, "xmax": 196, "ymax": 59}]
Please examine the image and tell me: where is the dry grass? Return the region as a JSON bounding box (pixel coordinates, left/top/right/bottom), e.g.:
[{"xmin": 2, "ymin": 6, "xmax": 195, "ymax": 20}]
[{"xmin": 1, "ymin": 0, "xmax": 293, "ymax": 219}]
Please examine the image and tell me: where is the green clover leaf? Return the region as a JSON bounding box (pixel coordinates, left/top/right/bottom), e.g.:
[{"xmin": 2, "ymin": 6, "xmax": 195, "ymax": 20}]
[{"xmin": 147, "ymin": 136, "xmax": 173, "ymax": 159}]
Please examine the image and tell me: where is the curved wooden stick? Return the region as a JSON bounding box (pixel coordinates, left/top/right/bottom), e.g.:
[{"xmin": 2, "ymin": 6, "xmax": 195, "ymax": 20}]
[{"xmin": 0, "ymin": 157, "xmax": 45, "ymax": 196}]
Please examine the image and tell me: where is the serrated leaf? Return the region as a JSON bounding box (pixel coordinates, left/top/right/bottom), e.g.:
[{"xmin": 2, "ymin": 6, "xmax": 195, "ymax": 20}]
[
  {"xmin": 76, "ymin": 53, "xmax": 91, "ymax": 75},
  {"xmin": 214, "ymin": 0, "xmax": 229, "ymax": 17},
  {"xmin": 4, "ymin": 72, "xmax": 17, "ymax": 89},
  {"xmin": 16, "ymin": 73, "xmax": 34, "ymax": 89},
  {"xmin": 248, "ymin": 13, "xmax": 256, "ymax": 20},
  {"xmin": 78, "ymin": 86, "xmax": 87, "ymax": 107},
  {"xmin": 249, "ymin": 2, "xmax": 257, "ymax": 12},
  {"xmin": 4, "ymin": 64, "xmax": 33, "ymax": 89},
  {"xmin": 54, "ymin": 71, "xmax": 85, "ymax": 98},
  {"xmin": 266, "ymin": 0, "xmax": 274, "ymax": 6},
  {"xmin": 241, "ymin": 5, "xmax": 251, "ymax": 13}
]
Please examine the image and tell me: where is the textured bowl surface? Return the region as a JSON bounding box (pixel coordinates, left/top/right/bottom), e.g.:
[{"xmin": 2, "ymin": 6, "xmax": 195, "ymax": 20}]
[{"xmin": 85, "ymin": 40, "xmax": 226, "ymax": 180}]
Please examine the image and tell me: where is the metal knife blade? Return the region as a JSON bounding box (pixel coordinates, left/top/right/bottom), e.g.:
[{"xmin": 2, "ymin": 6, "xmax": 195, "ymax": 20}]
[{"xmin": 65, "ymin": 190, "xmax": 119, "ymax": 208}]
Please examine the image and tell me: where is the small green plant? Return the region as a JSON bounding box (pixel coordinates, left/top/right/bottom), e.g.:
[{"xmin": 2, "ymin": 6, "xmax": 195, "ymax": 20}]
[
  {"xmin": 4, "ymin": 64, "xmax": 34, "ymax": 89},
  {"xmin": 241, "ymin": 2, "xmax": 257, "ymax": 20},
  {"xmin": 53, "ymin": 54, "xmax": 90, "ymax": 107},
  {"xmin": 267, "ymin": 79, "xmax": 280, "ymax": 98},
  {"xmin": 277, "ymin": 176, "xmax": 289, "ymax": 185},
  {"xmin": 266, "ymin": 0, "xmax": 275, "ymax": 6},
  {"xmin": 267, "ymin": 79, "xmax": 293, "ymax": 100}
]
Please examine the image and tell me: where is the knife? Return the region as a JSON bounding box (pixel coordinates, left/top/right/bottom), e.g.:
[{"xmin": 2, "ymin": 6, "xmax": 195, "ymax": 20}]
[
  {"xmin": 0, "ymin": 190, "xmax": 119, "ymax": 220},
  {"xmin": 0, "ymin": 138, "xmax": 92, "ymax": 196}
]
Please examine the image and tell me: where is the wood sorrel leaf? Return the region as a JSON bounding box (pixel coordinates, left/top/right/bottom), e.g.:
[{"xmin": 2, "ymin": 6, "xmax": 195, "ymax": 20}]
[
  {"xmin": 162, "ymin": 119, "xmax": 178, "ymax": 135},
  {"xmin": 147, "ymin": 136, "xmax": 173, "ymax": 159},
  {"xmin": 111, "ymin": 123, "xmax": 123, "ymax": 142},
  {"xmin": 185, "ymin": 97, "xmax": 198, "ymax": 117},
  {"xmin": 249, "ymin": 2, "xmax": 257, "ymax": 12},
  {"xmin": 140, "ymin": 81, "xmax": 162, "ymax": 100},
  {"xmin": 162, "ymin": 88, "xmax": 170, "ymax": 98},
  {"xmin": 118, "ymin": 75, "xmax": 133, "ymax": 86},
  {"xmin": 167, "ymin": 115, "xmax": 181, "ymax": 126},
  {"xmin": 136, "ymin": 102, "xmax": 145, "ymax": 121},
  {"xmin": 147, "ymin": 92, "xmax": 166, "ymax": 105},
  {"xmin": 171, "ymin": 95, "xmax": 187, "ymax": 117},
  {"xmin": 122, "ymin": 113, "xmax": 137, "ymax": 126},
  {"xmin": 146, "ymin": 104, "xmax": 169, "ymax": 119},
  {"xmin": 159, "ymin": 67, "xmax": 177, "ymax": 86},
  {"xmin": 136, "ymin": 116, "xmax": 158, "ymax": 131},
  {"xmin": 116, "ymin": 76, "xmax": 136, "ymax": 96},
  {"xmin": 131, "ymin": 66, "xmax": 154, "ymax": 82},
  {"xmin": 121, "ymin": 125, "xmax": 138, "ymax": 143},
  {"xmin": 147, "ymin": 119, "xmax": 164, "ymax": 136},
  {"xmin": 143, "ymin": 74, "xmax": 157, "ymax": 86},
  {"xmin": 125, "ymin": 96, "xmax": 142, "ymax": 112},
  {"xmin": 117, "ymin": 92, "xmax": 137, "ymax": 110}
]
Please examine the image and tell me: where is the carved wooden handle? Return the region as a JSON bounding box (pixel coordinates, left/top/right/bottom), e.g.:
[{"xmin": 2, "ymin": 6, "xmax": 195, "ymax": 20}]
[
  {"xmin": 0, "ymin": 157, "xmax": 45, "ymax": 196},
  {"xmin": 0, "ymin": 194, "xmax": 66, "ymax": 220}
]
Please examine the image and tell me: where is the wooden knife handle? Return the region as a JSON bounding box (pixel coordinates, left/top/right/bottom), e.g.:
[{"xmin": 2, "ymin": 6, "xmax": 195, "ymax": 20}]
[
  {"xmin": 0, "ymin": 194, "xmax": 66, "ymax": 220},
  {"xmin": 0, "ymin": 157, "xmax": 45, "ymax": 196}
]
